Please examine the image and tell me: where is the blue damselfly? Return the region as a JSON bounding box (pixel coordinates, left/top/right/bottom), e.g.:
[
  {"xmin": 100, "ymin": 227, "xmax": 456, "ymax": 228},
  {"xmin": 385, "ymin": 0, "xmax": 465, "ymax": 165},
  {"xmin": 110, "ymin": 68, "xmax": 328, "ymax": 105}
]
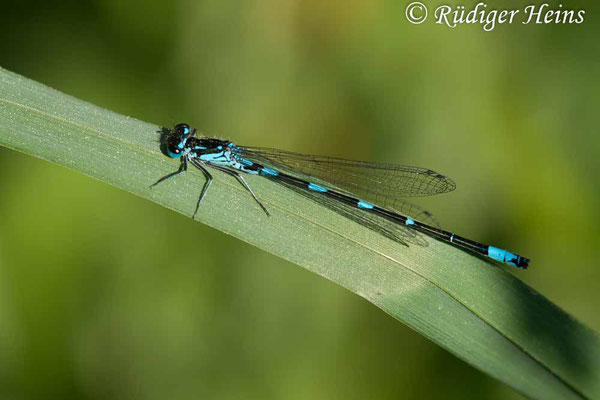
[{"xmin": 152, "ymin": 123, "xmax": 529, "ymax": 269}]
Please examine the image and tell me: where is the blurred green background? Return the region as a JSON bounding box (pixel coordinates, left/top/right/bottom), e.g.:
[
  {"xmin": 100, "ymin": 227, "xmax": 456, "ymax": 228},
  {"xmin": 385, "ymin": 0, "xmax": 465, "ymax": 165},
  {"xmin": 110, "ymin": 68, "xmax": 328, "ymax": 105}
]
[{"xmin": 1, "ymin": 0, "xmax": 598, "ymax": 398}]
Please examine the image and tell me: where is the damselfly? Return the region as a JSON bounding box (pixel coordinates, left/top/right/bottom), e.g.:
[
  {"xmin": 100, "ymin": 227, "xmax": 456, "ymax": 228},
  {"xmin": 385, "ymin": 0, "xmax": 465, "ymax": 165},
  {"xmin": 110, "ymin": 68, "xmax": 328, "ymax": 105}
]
[{"xmin": 152, "ymin": 123, "xmax": 529, "ymax": 269}]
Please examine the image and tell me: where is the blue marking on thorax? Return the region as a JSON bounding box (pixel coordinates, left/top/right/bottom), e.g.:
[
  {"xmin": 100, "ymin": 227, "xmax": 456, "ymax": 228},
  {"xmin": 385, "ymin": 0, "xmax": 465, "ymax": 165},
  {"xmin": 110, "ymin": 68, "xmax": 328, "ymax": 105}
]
[
  {"xmin": 487, "ymin": 246, "xmax": 518, "ymax": 267},
  {"xmin": 239, "ymin": 158, "xmax": 254, "ymax": 167},
  {"xmin": 260, "ymin": 167, "xmax": 279, "ymax": 177},
  {"xmin": 199, "ymin": 151, "xmax": 230, "ymax": 164},
  {"xmin": 405, "ymin": 218, "xmax": 415, "ymax": 225},
  {"xmin": 193, "ymin": 145, "xmax": 206, "ymax": 150},
  {"xmin": 357, "ymin": 200, "xmax": 374, "ymax": 209},
  {"xmin": 308, "ymin": 183, "xmax": 328, "ymax": 192}
]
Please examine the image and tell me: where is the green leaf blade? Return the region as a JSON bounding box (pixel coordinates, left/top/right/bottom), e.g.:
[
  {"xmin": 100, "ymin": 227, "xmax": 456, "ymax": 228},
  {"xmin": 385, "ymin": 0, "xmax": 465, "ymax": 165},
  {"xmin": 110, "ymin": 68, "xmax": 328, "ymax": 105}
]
[{"xmin": 1, "ymin": 67, "xmax": 599, "ymax": 399}]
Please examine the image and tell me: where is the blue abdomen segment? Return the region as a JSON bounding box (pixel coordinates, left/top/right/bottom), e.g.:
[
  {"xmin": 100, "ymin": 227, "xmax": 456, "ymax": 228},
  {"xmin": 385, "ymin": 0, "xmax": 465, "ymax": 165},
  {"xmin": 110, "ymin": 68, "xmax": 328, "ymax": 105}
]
[
  {"xmin": 357, "ymin": 200, "xmax": 374, "ymax": 209},
  {"xmin": 260, "ymin": 167, "xmax": 279, "ymax": 177},
  {"xmin": 308, "ymin": 183, "xmax": 328, "ymax": 193},
  {"xmin": 487, "ymin": 246, "xmax": 529, "ymax": 269}
]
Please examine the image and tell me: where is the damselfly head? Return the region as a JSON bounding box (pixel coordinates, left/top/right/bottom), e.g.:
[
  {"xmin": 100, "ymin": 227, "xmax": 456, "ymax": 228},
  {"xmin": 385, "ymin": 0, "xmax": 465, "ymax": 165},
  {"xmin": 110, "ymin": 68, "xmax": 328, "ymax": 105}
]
[{"xmin": 166, "ymin": 123, "xmax": 192, "ymax": 158}]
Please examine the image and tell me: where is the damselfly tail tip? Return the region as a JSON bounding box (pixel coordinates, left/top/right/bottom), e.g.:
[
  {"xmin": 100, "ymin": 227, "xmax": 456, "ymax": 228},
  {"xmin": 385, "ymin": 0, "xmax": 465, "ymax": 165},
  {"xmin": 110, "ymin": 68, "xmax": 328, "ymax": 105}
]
[
  {"xmin": 488, "ymin": 246, "xmax": 530, "ymax": 270},
  {"xmin": 516, "ymin": 256, "xmax": 530, "ymax": 270}
]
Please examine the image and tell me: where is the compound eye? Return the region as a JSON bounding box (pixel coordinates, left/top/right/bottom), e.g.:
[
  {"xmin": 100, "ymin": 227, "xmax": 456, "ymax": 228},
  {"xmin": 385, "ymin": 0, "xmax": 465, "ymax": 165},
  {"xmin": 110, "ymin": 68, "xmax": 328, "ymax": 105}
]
[
  {"xmin": 167, "ymin": 144, "xmax": 183, "ymax": 158},
  {"xmin": 175, "ymin": 123, "xmax": 191, "ymax": 136}
]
